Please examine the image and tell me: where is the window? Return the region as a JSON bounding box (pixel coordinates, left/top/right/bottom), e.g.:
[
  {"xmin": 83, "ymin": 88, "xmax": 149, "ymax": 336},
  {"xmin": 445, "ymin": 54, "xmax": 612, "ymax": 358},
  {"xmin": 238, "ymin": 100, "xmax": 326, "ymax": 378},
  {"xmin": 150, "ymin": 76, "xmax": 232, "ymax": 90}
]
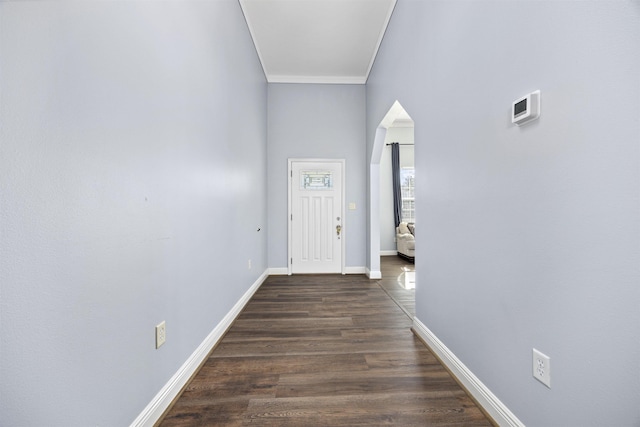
[
  {"xmin": 300, "ymin": 170, "xmax": 332, "ymax": 190},
  {"xmin": 400, "ymin": 167, "xmax": 415, "ymax": 223}
]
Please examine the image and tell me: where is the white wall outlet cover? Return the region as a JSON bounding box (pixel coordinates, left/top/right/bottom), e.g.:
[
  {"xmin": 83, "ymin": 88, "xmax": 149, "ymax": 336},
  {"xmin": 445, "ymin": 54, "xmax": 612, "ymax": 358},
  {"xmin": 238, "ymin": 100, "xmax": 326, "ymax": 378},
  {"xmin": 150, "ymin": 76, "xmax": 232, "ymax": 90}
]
[
  {"xmin": 156, "ymin": 321, "xmax": 166, "ymax": 349},
  {"xmin": 532, "ymin": 348, "xmax": 551, "ymax": 388}
]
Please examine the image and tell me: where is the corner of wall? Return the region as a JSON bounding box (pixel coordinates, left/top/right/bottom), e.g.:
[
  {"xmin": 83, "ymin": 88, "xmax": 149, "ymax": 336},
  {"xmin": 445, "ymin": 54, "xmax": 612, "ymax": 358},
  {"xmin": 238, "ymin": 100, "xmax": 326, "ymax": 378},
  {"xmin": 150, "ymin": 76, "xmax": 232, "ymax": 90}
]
[
  {"xmin": 411, "ymin": 317, "xmax": 524, "ymax": 427},
  {"xmin": 130, "ymin": 270, "xmax": 269, "ymax": 427}
]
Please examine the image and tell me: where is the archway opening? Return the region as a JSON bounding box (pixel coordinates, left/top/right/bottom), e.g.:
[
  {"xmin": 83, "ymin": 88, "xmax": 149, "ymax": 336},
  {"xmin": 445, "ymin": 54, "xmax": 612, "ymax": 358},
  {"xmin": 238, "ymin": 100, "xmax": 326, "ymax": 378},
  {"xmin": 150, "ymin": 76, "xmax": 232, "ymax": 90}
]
[{"xmin": 369, "ymin": 101, "xmax": 415, "ymax": 316}]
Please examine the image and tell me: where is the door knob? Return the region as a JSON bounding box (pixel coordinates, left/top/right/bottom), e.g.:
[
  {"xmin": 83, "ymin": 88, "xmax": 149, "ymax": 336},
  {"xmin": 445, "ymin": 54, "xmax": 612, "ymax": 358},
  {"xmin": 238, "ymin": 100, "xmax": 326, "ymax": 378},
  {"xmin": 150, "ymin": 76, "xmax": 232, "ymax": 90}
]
[{"xmin": 336, "ymin": 224, "xmax": 342, "ymax": 238}]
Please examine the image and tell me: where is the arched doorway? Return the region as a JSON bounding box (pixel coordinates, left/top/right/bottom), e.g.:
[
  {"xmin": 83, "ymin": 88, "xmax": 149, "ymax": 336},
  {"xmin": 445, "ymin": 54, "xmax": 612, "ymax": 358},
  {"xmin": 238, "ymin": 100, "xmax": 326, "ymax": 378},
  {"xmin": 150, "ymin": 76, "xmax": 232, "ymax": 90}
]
[{"xmin": 368, "ymin": 101, "xmax": 415, "ymax": 316}]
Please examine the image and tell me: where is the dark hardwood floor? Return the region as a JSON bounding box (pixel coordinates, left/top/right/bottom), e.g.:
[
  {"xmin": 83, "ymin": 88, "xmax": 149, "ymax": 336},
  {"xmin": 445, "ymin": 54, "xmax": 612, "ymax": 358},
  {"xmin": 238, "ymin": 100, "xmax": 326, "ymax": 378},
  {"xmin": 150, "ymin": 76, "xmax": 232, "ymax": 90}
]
[
  {"xmin": 158, "ymin": 260, "xmax": 493, "ymax": 426},
  {"xmin": 377, "ymin": 256, "xmax": 415, "ymax": 318}
]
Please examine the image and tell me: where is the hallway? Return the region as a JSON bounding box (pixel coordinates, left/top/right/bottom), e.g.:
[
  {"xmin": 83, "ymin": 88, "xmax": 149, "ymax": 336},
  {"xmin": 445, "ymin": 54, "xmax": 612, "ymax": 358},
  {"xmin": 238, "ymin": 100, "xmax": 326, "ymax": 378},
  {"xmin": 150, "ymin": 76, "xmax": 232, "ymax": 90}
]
[{"xmin": 159, "ymin": 270, "xmax": 492, "ymax": 426}]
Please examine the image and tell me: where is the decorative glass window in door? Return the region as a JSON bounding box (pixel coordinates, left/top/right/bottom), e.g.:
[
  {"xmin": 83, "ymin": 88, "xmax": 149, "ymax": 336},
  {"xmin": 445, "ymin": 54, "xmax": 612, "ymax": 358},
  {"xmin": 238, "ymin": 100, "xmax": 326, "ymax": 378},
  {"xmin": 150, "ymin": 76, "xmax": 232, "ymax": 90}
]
[
  {"xmin": 300, "ymin": 171, "xmax": 333, "ymax": 190},
  {"xmin": 400, "ymin": 167, "xmax": 415, "ymax": 223}
]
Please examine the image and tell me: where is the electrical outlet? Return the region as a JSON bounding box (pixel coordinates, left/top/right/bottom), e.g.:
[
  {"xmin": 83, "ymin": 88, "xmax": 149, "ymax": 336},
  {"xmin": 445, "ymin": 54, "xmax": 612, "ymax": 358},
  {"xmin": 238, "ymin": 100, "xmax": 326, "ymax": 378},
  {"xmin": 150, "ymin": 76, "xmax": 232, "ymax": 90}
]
[
  {"xmin": 156, "ymin": 321, "xmax": 166, "ymax": 349},
  {"xmin": 532, "ymin": 348, "xmax": 551, "ymax": 388},
  {"xmin": 248, "ymin": 259, "xmax": 252, "ymax": 270}
]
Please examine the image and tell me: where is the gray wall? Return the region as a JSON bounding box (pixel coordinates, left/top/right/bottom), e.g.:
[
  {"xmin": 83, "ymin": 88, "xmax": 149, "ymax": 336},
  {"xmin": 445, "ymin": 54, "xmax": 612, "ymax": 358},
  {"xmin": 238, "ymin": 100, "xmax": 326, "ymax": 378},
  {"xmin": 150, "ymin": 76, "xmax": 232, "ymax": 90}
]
[
  {"xmin": 367, "ymin": 1, "xmax": 640, "ymax": 426},
  {"xmin": 0, "ymin": 1, "xmax": 267, "ymax": 425},
  {"xmin": 267, "ymin": 84, "xmax": 366, "ymax": 270}
]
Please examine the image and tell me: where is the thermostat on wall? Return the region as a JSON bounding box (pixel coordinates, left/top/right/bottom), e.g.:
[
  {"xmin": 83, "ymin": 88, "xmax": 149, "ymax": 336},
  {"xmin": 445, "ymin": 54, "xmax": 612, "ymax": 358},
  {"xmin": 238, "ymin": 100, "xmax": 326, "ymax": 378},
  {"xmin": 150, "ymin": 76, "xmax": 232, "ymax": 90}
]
[{"xmin": 512, "ymin": 90, "xmax": 540, "ymax": 126}]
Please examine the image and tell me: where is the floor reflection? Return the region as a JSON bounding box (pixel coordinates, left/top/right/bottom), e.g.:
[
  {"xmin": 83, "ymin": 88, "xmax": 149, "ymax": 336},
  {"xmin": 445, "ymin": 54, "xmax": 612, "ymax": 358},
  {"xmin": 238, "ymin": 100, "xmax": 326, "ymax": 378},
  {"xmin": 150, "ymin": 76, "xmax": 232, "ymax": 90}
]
[
  {"xmin": 377, "ymin": 256, "xmax": 415, "ymax": 318},
  {"xmin": 399, "ymin": 268, "xmax": 415, "ymax": 290}
]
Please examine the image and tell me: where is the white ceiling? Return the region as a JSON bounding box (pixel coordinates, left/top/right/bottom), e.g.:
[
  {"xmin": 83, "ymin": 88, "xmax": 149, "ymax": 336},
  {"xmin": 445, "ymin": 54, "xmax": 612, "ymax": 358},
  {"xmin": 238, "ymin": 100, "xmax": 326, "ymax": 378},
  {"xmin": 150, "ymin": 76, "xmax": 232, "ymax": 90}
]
[{"xmin": 239, "ymin": 0, "xmax": 397, "ymax": 84}]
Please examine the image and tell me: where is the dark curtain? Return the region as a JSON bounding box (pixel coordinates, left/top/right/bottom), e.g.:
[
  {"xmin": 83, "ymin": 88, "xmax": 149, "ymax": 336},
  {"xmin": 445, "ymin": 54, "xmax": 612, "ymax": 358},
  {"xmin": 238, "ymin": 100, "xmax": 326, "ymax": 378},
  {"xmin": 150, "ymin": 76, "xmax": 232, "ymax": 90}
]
[{"xmin": 391, "ymin": 142, "xmax": 402, "ymax": 227}]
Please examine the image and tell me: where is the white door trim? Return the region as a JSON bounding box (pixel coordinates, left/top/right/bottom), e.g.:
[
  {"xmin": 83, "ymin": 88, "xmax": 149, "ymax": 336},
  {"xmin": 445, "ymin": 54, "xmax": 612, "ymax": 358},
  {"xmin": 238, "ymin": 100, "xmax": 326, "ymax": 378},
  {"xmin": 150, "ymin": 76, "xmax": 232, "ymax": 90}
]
[{"xmin": 288, "ymin": 158, "xmax": 346, "ymax": 275}]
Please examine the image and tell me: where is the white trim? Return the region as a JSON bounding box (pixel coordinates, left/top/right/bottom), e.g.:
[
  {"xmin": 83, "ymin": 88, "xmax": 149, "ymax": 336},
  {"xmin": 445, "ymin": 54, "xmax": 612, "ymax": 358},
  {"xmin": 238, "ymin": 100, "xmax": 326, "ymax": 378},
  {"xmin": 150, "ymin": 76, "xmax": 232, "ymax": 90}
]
[
  {"xmin": 288, "ymin": 159, "xmax": 346, "ymax": 275},
  {"xmin": 130, "ymin": 270, "xmax": 269, "ymax": 427},
  {"xmin": 341, "ymin": 160, "xmax": 346, "ymax": 275},
  {"xmin": 366, "ymin": 268, "xmax": 382, "ymax": 280},
  {"xmin": 288, "ymin": 160, "xmax": 292, "ymax": 275},
  {"xmin": 238, "ymin": 0, "xmax": 269, "ymax": 81},
  {"xmin": 268, "ymin": 75, "xmax": 366, "ymax": 85},
  {"xmin": 380, "ymin": 250, "xmax": 398, "ymax": 256},
  {"xmin": 344, "ymin": 266, "xmax": 366, "ymax": 275},
  {"xmin": 363, "ymin": 0, "xmax": 397, "ymax": 84},
  {"xmin": 369, "ymin": 131, "xmax": 384, "ymax": 278},
  {"xmin": 412, "ymin": 318, "xmax": 525, "ymax": 427},
  {"xmin": 271, "ymin": 266, "xmax": 365, "ymax": 276},
  {"xmin": 268, "ymin": 267, "xmax": 289, "ymax": 276}
]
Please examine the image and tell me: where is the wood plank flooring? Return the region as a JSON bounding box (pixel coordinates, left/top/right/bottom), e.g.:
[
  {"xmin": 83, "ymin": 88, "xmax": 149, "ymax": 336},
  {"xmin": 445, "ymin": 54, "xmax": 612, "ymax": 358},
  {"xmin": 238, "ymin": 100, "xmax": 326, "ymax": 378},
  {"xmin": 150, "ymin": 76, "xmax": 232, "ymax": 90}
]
[
  {"xmin": 376, "ymin": 256, "xmax": 415, "ymax": 318},
  {"xmin": 158, "ymin": 265, "xmax": 493, "ymax": 426}
]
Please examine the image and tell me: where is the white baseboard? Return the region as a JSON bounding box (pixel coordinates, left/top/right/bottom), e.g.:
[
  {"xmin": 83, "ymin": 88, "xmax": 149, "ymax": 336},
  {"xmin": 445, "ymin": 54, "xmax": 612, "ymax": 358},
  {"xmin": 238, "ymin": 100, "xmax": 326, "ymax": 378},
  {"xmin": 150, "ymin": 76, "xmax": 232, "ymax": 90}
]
[
  {"xmin": 344, "ymin": 266, "xmax": 366, "ymax": 275},
  {"xmin": 412, "ymin": 317, "xmax": 524, "ymax": 427},
  {"xmin": 380, "ymin": 250, "xmax": 398, "ymax": 256},
  {"xmin": 366, "ymin": 268, "xmax": 382, "ymax": 279},
  {"xmin": 269, "ymin": 267, "xmax": 366, "ymax": 275},
  {"xmin": 130, "ymin": 269, "xmax": 269, "ymax": 427}
]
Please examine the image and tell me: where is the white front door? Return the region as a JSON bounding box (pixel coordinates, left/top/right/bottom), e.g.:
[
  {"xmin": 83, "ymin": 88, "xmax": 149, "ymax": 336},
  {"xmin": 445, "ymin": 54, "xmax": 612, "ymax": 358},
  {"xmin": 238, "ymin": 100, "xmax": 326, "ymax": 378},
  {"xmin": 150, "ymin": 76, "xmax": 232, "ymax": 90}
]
[{"xmin": 289, "ymin": 159, "xmax": 344, "ymax": 274}]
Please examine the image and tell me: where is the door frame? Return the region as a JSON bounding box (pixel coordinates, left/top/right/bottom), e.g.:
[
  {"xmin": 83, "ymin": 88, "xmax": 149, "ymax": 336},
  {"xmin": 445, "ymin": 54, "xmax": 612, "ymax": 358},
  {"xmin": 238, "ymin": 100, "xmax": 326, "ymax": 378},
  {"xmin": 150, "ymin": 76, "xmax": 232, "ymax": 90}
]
[{"xmin": 288, "ymin": 158, "xmax": 346, "ymax": 275}]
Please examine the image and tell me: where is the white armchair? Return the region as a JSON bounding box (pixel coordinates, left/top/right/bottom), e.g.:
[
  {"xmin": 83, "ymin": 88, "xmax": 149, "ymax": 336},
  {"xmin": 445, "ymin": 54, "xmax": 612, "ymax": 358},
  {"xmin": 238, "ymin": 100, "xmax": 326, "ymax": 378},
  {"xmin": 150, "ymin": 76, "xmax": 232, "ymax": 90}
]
[{"xmin": 396, "ymin": 222, "xmax": 415, "ymax": 262}]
